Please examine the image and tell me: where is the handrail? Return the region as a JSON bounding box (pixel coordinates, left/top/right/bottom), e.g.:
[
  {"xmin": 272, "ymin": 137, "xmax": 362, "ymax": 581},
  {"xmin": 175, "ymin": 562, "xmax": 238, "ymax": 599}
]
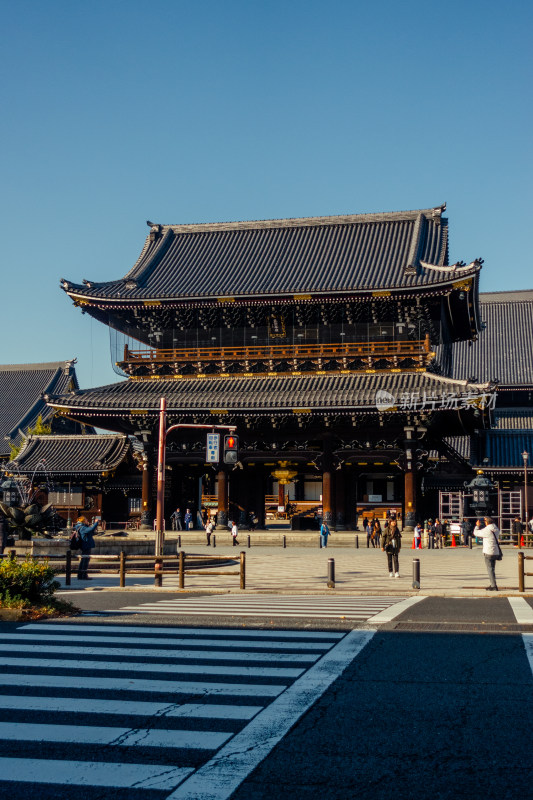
[{"xmin": 121, "ymin": 337, "xmax": 431, "ymax": 364}]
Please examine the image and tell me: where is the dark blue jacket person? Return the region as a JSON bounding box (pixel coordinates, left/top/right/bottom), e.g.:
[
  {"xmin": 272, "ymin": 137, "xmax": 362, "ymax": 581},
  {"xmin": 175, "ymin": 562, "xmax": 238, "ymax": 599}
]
[{"xmin": 75, "ymin": 517, "xmax": 98, "ymax": 580}]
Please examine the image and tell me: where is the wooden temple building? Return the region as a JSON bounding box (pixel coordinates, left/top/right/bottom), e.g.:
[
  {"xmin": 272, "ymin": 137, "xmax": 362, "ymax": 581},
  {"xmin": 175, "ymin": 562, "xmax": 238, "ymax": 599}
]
[{"xmin": 44, "ymin": 204, "xmax": 505, "ymax": 531}]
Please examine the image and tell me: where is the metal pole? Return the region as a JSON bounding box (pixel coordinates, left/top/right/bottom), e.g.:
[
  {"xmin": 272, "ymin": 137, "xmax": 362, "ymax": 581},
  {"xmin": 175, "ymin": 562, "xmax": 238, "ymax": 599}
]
[
  {"xmin": 319, "ymin": 535, "xmax": 322, "ymax": 549},
  {"xmin": 247, "ymin": 534, "xmax": 251, "ymax": 548},
  {"xmin": 240, "ymin": 551, "xmax": 246, "ymax": 589},
  {"xmin": 327, "ymin": 557, "xmax": 335, "ymax": 589},
  {"xmin": 412, "ymin": 558, "xmax": 421, "ymax": 589},
  {"xmin": 283, "ymin": 535, "xmax": 286, "ymax": 548},
  {"xmin": 65, "ymin": 550, "xmax": 71, "ymax": 586},
  {"xmin": 178, "ymin": 550, "xmax": 185, "ymax": 589},
  {"xmin": 355, "ymin": 535, "xmax": 359, "ymax": 549},
  {"xmin": 178, "ymin": 534, "xmax": 181, "ymax": 549},
  {"xmin": 155, "ymin": 397, "xmax": 167, "ymax": 556},
  {"xmin": 518, "ymin": 551, "xmax": 525, "ymax": 592},
  {"xmin": 212, "ymin": 534, "xmax": 216, "ymax": 548},
  {"xmin": 119, "ymin": 550, "xmax": 126, "ymax": 588}
]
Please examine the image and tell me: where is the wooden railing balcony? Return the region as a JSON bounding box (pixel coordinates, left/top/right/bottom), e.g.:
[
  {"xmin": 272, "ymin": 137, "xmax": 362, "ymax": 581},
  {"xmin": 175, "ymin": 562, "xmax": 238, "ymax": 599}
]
[{"xmin": 120, "ymin": 336, "xmax": 431, "ymax": 367}]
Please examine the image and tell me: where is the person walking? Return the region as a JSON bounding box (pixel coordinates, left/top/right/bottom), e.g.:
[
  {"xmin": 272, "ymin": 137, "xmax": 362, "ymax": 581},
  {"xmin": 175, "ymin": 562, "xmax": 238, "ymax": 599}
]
[
  {"xmin": 170, "ymin": 507, "xmax": 183, "ymax": 531},
  {"xmin": 434, "ymin": 519, "xmax": 443, "ymax": 549},
  {"xmin": 427, "ymin": 519, "xmax": 435, "ymax": 549},
  {"xmin": 205, "ymin": 518, "xmax": 214, "ymax": 546},
  {"xmin": 372, "ymin": 518, "xmax": 382, "ymax": 548},
  {"xmin": 75, "ymin": 516, "xmax": 98, "ymax": 580},
  {"xmin": 461, "ymin": 517, "xmax": 472, "ymax": 547},
  {"xmin": 382, "ymin": 518, "xmax": 402, "ymax": 577},
  {"xmin": 364, "ymin": 518, "xmax": 374, "ymax": 548},
  {"xmin": 184, "ymin": 508, "xmax": 193, "ymax": 530},
  {"xmin": 474, "ymin": 516, "xmax": 502, "ymax": 591},
  {"xmin": 414, "ymin": 522, "xmax": 422, "ymax": 549},
  {"xmin": 320, "ymin": 520, "xmax": 330, "ymax": 548},
  {"xmin": 231, "ymin": 520, "xmax": 239, "ymax": 546}
]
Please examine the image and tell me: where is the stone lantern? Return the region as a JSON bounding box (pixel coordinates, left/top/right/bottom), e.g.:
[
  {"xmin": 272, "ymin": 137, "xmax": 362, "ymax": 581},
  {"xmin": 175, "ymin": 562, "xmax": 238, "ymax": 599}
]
[{"xmin": 465, "ymin": 470, "xmax": 494, "ymax": 518}]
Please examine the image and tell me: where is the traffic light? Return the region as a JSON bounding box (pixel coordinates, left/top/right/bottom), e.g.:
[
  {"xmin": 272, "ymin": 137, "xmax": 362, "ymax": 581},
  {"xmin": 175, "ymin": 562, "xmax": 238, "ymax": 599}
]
[{"xmin": 224, "ymin": 434, "xmax": 239, "ymax": 464}]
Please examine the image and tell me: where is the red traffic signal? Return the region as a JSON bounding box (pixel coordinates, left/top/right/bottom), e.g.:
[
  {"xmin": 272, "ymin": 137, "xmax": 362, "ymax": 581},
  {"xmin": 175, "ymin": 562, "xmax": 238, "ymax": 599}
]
[{"xmin": 224, "ymin": 434, "xmax": 239, "ymax": 463}]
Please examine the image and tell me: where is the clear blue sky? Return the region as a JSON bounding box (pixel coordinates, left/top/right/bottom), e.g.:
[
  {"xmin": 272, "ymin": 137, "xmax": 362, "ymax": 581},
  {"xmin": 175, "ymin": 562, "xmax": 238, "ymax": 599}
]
[{"xmin": 2, "ymin": 0, "xmax": 532, "ymax": 391}]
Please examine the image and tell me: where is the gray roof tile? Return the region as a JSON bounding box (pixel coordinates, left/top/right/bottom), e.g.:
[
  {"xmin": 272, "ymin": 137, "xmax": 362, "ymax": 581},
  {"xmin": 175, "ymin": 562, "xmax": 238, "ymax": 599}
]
[
  {"xmin": 0, "ymin": 361, "xmax": 79, "ymax": 451},
  {"xmin": 451, "ymin": 292, "xmax": 533, "ymax": 386},
  {"xmin": 11, "ymin": 434, "xmax": 131, "ymax": 476},
  {"xmin": 62, "ymin": 206, "xmax": 483, "ymax": 302}
]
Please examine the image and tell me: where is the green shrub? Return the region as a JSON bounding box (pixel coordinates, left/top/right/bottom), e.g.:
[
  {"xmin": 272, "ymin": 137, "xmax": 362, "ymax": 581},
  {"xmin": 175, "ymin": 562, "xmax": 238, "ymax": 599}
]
[{"xmin": 0, "ymin": 555, "xmax": 60, "ymax": 604}]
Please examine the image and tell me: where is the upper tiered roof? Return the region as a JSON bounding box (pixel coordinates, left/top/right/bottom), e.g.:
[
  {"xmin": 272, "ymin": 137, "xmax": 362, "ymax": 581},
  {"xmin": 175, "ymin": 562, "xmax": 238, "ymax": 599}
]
[{"xmin": 61, "ymin": 205, "xmax": 483, "ymax": 304}]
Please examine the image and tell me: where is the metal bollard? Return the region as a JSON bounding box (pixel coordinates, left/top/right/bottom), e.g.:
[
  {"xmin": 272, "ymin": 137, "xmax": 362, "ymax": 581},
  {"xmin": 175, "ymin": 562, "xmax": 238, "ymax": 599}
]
[
  {"xmin": 327, "ymin": 557, "xmax": 335, "ymax": 589},
  {"xmin": 355, "ymin": 535, "xmax": 359, "ymax": 549},
  {"xmin": 212, "ymin": 534, "xmax": 216, "ymax": 548},
  {"xmin": 518, "ymin": 551, "xmax": 525, "ymax": 593},
  {"xmin": 469, "ymin": 535, "xmax": 472, "ymax": 549},
  {"xmin": 65, "ymin": 550, "xmax": 71, "ymax": 586},
  {"xmin": 319, "ymin": 535, "xmax": 322, "ymax": 549},
  {"xmin": 154, "ymin": 556, "xmax": 163, "ymax": 588},
  {"xmin": 247, "ymin": 534, "xmax": 251, "ymax": 548},
  {"xmin": 178, "ymin": 550, "xmax": 185, "ymax": 589},
  {"xmin": 178, "ymin": 534, "xmax": 181, "ymax": 548},
  {"xmin": 412, "ymin": 558, "xmax": 420, "ymax": 589},
  {"xmin": 283, "ymin": 535, "xmax": 286, "ymax": 548}
]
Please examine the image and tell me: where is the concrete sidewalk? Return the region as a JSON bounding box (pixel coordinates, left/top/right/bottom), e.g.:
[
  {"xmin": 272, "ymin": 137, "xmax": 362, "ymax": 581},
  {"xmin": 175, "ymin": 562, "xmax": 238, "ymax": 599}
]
[{"xmin": 57, "ymin": 545, "xmax": 533, "ymax": 597}]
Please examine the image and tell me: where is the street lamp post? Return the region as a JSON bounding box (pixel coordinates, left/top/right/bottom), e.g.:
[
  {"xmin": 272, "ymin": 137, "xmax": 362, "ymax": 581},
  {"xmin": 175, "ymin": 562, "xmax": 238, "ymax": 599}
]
[{"xmin": 522, "ymin": 450, "xmax": 529, "ymax": 545}]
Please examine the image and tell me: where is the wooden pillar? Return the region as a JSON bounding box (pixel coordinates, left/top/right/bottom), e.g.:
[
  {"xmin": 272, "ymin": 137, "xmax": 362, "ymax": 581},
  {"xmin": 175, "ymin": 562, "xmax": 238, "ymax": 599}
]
[
  {"xmin": 404, "ymin": 468, "xmax": 416, "ymax": 531},
  {"xmin": 335, "ymin": 468, "xmax": 346, "ymax": 530},
  {"xmin": 322, "ymin": 436, "xmax": 333, "ymax": 526},
  {"xmin": 253, "ymin": 465, "xmax": 266, "ymax": 529},
  {"xmin": 217, "ymin": 469, "xmax": 228, "ymax": 528}
]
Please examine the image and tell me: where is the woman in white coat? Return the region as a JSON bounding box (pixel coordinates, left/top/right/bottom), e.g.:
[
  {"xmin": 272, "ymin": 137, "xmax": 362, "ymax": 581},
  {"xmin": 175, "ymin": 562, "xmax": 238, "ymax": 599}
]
[{"xmin": 474, "ymin": 516, "xmax": 502, "ymax": 591}]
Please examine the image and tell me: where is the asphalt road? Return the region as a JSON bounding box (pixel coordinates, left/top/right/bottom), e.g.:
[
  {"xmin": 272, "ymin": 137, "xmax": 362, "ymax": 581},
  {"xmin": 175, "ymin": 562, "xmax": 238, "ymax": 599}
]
[
  {"xmin": 0, "ymin": 611, "xmax": 532, "ymax": 800},
  {"xmin": 54, "ymin": 589, "xmax": 533, "ymax": 632}
]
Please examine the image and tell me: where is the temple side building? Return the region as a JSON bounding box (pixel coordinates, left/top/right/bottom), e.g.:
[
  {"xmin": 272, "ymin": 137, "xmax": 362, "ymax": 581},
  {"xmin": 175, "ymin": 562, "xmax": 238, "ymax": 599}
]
[{"xmin": 0, "ymin": 360, "xmax": 89, "ymax": 461}]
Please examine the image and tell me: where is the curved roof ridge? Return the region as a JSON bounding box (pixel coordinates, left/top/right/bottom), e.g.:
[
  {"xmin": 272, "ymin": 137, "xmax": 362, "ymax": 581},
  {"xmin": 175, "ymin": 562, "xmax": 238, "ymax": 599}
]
[
  {"xmin": 480, "ymin": 289, "xmax": 533, "ymax": 303},
  {"xmin": 0, "ymin": 360, "xmax": 76, "ymax": 372},
  {"xmin": 156, "ymin": 204, "xmax": 447, "ymax": 234}
]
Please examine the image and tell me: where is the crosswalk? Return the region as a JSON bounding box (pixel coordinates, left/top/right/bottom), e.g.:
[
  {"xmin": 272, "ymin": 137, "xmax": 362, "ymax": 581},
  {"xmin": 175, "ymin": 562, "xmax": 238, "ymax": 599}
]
[
  {"xmin": 0, "ymin": 622, "xmax": 373, "ymax": 799},
  {"xmin": 115, "ymin": 594, "xmax": 409, "ymax": 620}
]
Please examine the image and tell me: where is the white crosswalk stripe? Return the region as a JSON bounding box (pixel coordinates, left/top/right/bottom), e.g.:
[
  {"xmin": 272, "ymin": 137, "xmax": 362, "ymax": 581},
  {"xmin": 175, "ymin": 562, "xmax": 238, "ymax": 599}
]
[
  {"xmin": 0, "ymin": 621, "xmax": 371, "ymax": 798},
  {"xmin": 116, "ymin": 594, "xmax": 407, "ymax": 620}
]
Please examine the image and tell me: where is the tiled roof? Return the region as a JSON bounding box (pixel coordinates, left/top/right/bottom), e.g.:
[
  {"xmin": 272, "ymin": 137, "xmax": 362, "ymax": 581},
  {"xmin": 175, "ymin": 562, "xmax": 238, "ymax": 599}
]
[
  {"xmin": 482, "ymin": 431, "xmax": 533, "ymax": 469},
  {"xmin": 451, "ymin": 291, "xmax": 533, "ymax": 386},
  {"xmin": 61, "ymin": 206, "xmax": 483, "ymax": 302},
  {"xmin": 0, "ymin": 361, "xmax": 79, "ymax": 453},
  {"xmin": 47, "ymin": 371, "xmax": 491, "ymax": 416},
  {"xmin": 10, "ymin": 434, "xmax": 131, "ymax": 476}
]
